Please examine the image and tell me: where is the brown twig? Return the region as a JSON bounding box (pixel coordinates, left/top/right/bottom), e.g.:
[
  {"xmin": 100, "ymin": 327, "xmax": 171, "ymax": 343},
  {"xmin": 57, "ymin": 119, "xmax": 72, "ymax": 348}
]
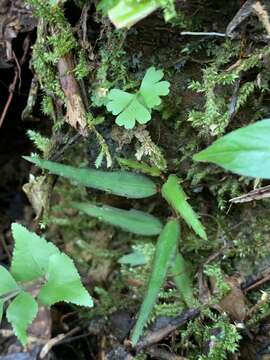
[
  {"xmin": 0, "ymin": 66, "xmax": 18, "ymax": 128},
  {"xmin": 146, "ymin": 346, "xmax": 187, "ymax": 360},
  {"xmin": 135, "ymin": 308, "xmax": 200, "ymax": 351}
]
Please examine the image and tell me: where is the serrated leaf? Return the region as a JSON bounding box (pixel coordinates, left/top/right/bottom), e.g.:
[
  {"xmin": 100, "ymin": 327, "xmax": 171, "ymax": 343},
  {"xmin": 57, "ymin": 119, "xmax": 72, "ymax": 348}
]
[
  {"xmin": 131, "ymin": 219, "xmax": 180, "ymax": 345},
  {"xmin": 170, "ymin": 252, "xmax": 196, "ymax": 308},
  {"xmin": 71, "ymin": 202, "xmax": 162, "ymax": 236},
  {"xmin": 140, "ymin": 67, "xmax": 170, "ymax": 108},
  {"xmin": 162, "ymin": 175, "xmax": 207, "ymax": 240},
  {"xmin": 193, "ymin": 119, "xmax": 270, "ymax": 179},
  {"xmin": 11, "ymin": 223, "xmax": 59, "ymax": 282},
  {"xmin": 0, "ymin": 266, "xmax": 19, "ymax": 297},
  {"xmin": 7, "ymin": 292, "xmax": 38, "ymax": 345},
  {"xmin": 24, "ymin": 156, "xmax": 157, "ymax": 199},
  {"xmin": 118, "ymin": 250, "xmax": 147, "ymax": 266},
  {"xmin": 106, "ymin": 90, "xmax": 151, "ymax": 129},
  {"xmin": 38, "ymin": 253, "xmax": 93, "ymax": 307}
]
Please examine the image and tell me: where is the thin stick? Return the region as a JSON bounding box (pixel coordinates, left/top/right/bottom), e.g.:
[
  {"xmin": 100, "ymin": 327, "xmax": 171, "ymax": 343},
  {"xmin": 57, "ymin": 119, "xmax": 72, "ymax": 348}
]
[{"xmin": 180, "ymin": 31, "xmax": 227, "ymax": 37}]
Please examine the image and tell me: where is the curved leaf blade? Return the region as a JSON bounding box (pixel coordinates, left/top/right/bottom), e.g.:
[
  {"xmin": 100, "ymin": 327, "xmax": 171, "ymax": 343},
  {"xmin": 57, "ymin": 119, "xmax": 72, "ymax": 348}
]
[
  {"xmin": 23, "ymin": 156, "xmax": 157, "ymax": 199},
  {"xmin": 11, "ymin": 223, "xmax": 59, "ymax": 282},
  {"xmin": 131, "ymin": 219, "xmax": 180, "ymax": 345},
  {"xmin": 71, "ymin": 202, "xmax": 162, "ymax": 236},
  {"xmin": 162, "ymin": 175, "xmax": 207, "ymax": 240},
  {"xmin": 193, "ymin": 119, "xmax": 270, "ymax": 179},
  {"xmin": 171, "ymin": 252, "xmax": 196, "ymax": 308},
  {"xmin": 38, "ymin": 253, "xmax": 93, "ymax": 307},
  {"xmin": 7, "ymin": 292, "xmax": 38, "ymax": 345}
]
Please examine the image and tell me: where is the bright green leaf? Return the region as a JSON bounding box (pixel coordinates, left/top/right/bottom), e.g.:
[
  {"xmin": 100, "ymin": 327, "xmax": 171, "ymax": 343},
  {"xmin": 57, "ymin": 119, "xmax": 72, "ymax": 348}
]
[
  {"xmin": 140, "ymin": 67, "xmax": 170, "ymax": 108},
  {"xmin": 118, "ymin": 250, "xmax": 146, "ymax": 266},
  {"xmin": 7, "ymin": 292, "xmax": 38, "ymax": 345},
  {"xmin": 106, "ymin": 67, "xmax": 169, "ymax": 129},
  {"xmin": 108, "ymin": 0, "xmax": 158, "ymax": 29},
  {"xmin": 0, "ymin": 301, "xmax": 3, "ymax": 324},
  {"xmin": 162, "ymin": 175, "xmax": 207, "ymax": 240},
  {"xmin": 106, "ymin": 90, "xmax": 151, "ymax": 129},
  {"xmin": 23, "ymin": 156, "xmax": 157, "ymax": 199},
  {"xmin": 0, "ymin": 266, "xmax": 19, "ymax": 297},
  {"xmin": 193, "ymin": 119, "xmax": 270, "ymax": 179},
  {"xmin": 131, "ymin": 219, "xmax": 180, "ymax": 345},
  {"xmin": 38, "ymin": 253, "xmax": 93, "ymax": 307},
  {"xmin": 11, "ymin": 223, "xmax": 59, "ymax": 282},
  {"xmin": 170, "ymin": 252, "xmax": 196, "ymax": 308},
  {"xmin": 71, "ymin": 202, "xmax": 162, "ymax": 236}
]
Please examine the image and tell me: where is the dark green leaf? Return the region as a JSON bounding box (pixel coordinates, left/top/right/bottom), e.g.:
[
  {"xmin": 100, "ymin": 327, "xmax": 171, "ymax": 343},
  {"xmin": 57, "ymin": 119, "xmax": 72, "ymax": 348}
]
[
  {"xmin": 162, "ymin": 175, "xmax": 207, "ymax": 240},
  {"xmin": 23, "ymin": 156, "xmax": 157, "ymax": 199},
  {"xmin": 193, "ymin": 119, "xmax": 270, "ymax": 179},
  {"xmin": 131, "ymin": 219, "xmax": 180, "ymax": 345},
  {"xmin": 71, "ymin": 202, "xmax": 162, "ymax": 236}
]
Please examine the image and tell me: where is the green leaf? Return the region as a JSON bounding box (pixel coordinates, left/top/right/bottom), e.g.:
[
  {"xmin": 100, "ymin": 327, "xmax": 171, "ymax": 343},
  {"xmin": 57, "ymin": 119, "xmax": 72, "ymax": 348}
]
[
  {"xmin": 170, "ymin": 252, "xmax": 196, "ymax": 308},
  {"xmin": 106, "ymin": 67, "xmax": 170, "ymax": 129},
  {"xmin": 0, "ymin": 266, "xmax": 19, "ymax": 297},
  {"xmin": 38, "ymin": 253, "xmax": 93, "ymax": 307},
  {"xmin": 139, "ymin": 67, "xmax": 170, "ymax": 108},
  {"xmin": 106, "ymin": 90, "xmax": 151, "ymax": 129},
  {"xmin": 131, "ymin": 219, "xmax": 180, "ymax": 345},
  {"xmin": 71, "ymin": 202, "xmax": 162, "ymax": 236},
  {"xmin": 162, "ymin": 175, "xmax": 207, "ymax": 240},
  {"xmin": 118, "ymin": 250, "xmax": 147, "ymax": 266},
  {"xmin": 23, "ymin": 156, "xmax": 157, "ymax": 199},
  {"xmin": 11, "ymin": 223, "xmax": 59, "ymax": 282},
  {"xmin": 108, "ymin": 0, "xmax": 158, "ymax": 29},
  {"xmin": 117, "ymin": 157, "xmax": 162, "ymax": 177},
  {"xmin": 7, "ymin": 292, "xmax": 38, "ymax": 345},
  {"xmin": 193, "ymin": 119, "xmax": 270, "ymax": 179}
]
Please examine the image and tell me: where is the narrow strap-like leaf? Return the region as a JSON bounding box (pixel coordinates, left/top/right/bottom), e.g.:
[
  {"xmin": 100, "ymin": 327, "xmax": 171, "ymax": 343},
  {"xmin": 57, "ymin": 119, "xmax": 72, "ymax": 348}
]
[
  {"xmin": 7, "ymin": 292, "xmax": 38, "ymax": 346},
  {"xmin": 162, "ymin": 175, "xmax": 207, "ymax": 240},
  {"xmin": 131, "ymin": 219, "xmax": 180, "ymax": 345},
  {"xmin": 23, "ymin": 156, "xmax": 157, "ymax": 199},
  {"xmin": 71, "ymin": 202, "xmax": 162, "ymax": 236},
  {"xmin": 170, "ymin": 252, "xmax": 196, "ymax": 308}
]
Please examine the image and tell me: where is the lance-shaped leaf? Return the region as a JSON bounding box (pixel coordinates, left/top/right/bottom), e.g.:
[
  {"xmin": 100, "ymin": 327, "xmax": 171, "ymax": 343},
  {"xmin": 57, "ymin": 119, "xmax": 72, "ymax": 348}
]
[
  {"xmin": 193, "ymin": 119, "xmax": 270, "ymax": 179},
  {"xmin": 71, "ymin": 202, "xmax": 162, "ymax": 236},
  {"xmin": 38, "ymin": 253, "xmax": 93, "ymax": 307},
  {"xmin": 23, "ymin": 156, "xmax": 157, "ymax": 199},
  {"xmin": 7, "ymin": 292, "xmax": 38, "ymax": 345},
  {"xmin": 170, "ymin": 252, "xmax": 196, "ymax": 308},
  {"xmin": 11, "ymin": 223, "xmax": 59, "ymax": 282},
  {"xmin": 162, "ymin": 175, "xmax": 207, "ymax": 240},
  {"xmin": 117, "ymin": 157, "xmax": 162, "ymax": 177},
  {"xmin": 131, "ymin": 219, "xmax": 180, "ymax": 345}
]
